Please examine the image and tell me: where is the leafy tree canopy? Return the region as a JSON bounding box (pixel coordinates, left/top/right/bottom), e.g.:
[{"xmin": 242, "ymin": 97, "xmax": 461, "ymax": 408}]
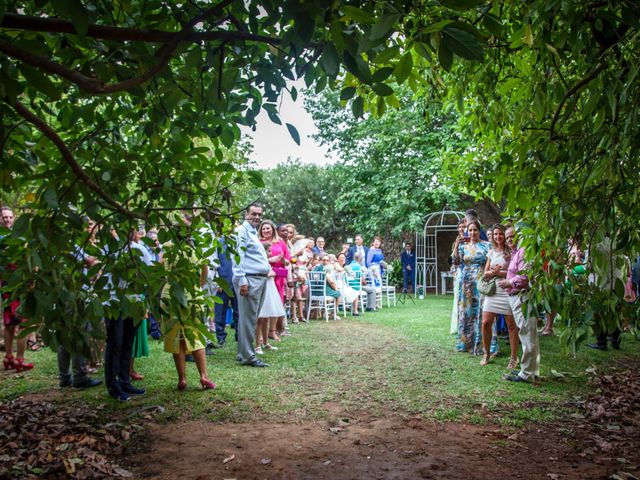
[
  {"xmin": 233, "ymin": 157, "xmax": 350, "ymax": 246},
  {"xmin": 0, "ymin": 0, "xmax": 489, "ymax": 352},
  {"xmin": 2, "ymin": 0, "xmax": 638, "ymax": 352},
  {"xmin": 306, "ymin": 87, "xmax": 463, "ymax": 237}
]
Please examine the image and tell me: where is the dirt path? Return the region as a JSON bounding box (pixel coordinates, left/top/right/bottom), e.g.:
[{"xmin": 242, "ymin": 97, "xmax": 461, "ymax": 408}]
[{"xmin": 126, "ymin": 410, "xmax": 637, "ymax": 480}]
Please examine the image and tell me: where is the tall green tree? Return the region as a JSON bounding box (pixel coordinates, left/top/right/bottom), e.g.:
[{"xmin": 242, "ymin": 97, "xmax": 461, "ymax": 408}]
[
  {"xmin": 306, "ymin": 88, "xmax": 463, "ymax": 237},
  {"xmin": 233, "ymin": 157, "xmax": 349, "ymax": 245},
  {"xmin": 434, "ymin": 1, "xmax": 640, "ymax": 348}
]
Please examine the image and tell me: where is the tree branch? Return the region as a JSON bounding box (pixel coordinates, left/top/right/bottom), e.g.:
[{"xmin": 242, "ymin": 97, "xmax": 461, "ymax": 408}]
[
  {"xmin": 12, "ymin": 100, "xmax": 145, "ymax": 220},
  {"xmin": 0, "ymin": 12, "xmax": 281, "ymax": 46},
  {"xmin": 0, "ymin": 2, "xmax": 235, "ymax": 94},
  {"xmin": 549, "ymin": 62, "xmax": 607, "ymax": 140}
]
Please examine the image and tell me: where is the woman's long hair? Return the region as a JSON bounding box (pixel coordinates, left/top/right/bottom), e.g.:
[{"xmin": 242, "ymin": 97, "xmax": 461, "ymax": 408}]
[{"xmin": 492, "ymin": 223, "xmax": 511, "ymax": 263}]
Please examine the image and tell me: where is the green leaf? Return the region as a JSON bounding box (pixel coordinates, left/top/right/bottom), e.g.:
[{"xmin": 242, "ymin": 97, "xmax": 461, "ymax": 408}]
[
  {"xmin": 247, "ymin": 170, "xmax": 265, "ymax": 187},
  {"xmin": 482, "ymin": 13, "xmax": 505, "ymax": 37},
  {"xmin": 340, "ymin": 86, "xmax": 357, "ymax": 100},
  {"xmin": 267, "ymin": 110, "xmax": 282, "ymax": 125},
  {"xmin": 352, "ymin": 96, "xmax": 364, "ymax": 118},
  {"xmin": 320, "ymin": 44, "xmax": 340, "ymax": 77},
  {"xmin": 438, "ymin": 43, "xmax": 453, "ymax": 71},
  {"xmin": 414, "ymin": 42, "xmax": 433, "ymax": 61},
  {"xmin": 44, "ymin": 186, "xmax": 59, "ymax": 209},
  {"xmin": 394, "ymin": 52, "xmax": 413, "ymax": 84},
  {"xmin": 372, "ymin": 83, "xmax": 394, "ymax": 96},
  {"xmin": 51, "ymin": 0, "xmax": 89, "ymax": 35},
  {"xmin": 373, "ymin": 45, "xmax": 400, "ymax": 64},
  {"xmin": 372, "ymin": 67, "xmax": 394, "ymax": 83},
  {"xmin": 441, "ymin": 27, "xmax": 484, "ymax": 61},
  {"xmin": 19, "ymin": 66, "xmax": 60, "ymax": 100},
  {"xmin": 220, "ymin": 128, "xmax": 234, "ymax": 148},
  {"xmin": 286, "ymin": 123, "xmax": 300, "ymax": 145},
  {"xmin": 170, "ymin": 282, "xmax": 187, "ymax": 308},
  {"xmin": 440, "ymin": 0, "xmax": 485, "ymax": 11},
  {"xmin": 370, "ymin": 14, "xmax": 401, "ymax": 41},
  {"xmin": 343, "ymin": 51, "xmax": 373, "ymax": 84},
  {"xmin": 342, "ymin": 6, "xmax": 374, "ymax": 23},
  {"xmin": 523, "ymin": 23, "xmax": 534, "ymax": 47},
  {"xmin": 290, "ymin": 86, "xmax": 298, "ymax": 102}
]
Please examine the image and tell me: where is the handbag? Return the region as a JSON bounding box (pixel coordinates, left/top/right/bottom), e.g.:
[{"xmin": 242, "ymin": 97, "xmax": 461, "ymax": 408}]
[{"xmin": 478, "ymin": 275, "xmax": 496, "ymax": 296}]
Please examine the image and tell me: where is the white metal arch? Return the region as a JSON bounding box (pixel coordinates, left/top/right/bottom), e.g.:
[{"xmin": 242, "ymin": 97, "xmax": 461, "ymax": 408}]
[{"xmin": 415, "ymin": 209, "xmax": 465, "ymax": 295}]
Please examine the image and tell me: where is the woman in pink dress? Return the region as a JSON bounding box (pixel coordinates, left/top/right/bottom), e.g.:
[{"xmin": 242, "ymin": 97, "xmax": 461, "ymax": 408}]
[{"xmin": 275, "ymin": 225, "xmax": 293, "ymax": 336}]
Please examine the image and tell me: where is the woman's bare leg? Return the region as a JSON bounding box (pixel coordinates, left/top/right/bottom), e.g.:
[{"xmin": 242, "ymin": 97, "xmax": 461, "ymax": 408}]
[
  {"xmin": 192, "ymin": 348, "xmax": 209, "ymax": 380},
  {"xmin": 505, "ymin": 315, "xmax": 519, "ymax": 362},
  {"xmin": 481, "ymin": 312, "xmax": 494, "ymax": 364},
  {"xmin": 173, "ymin": 341, "xmax": 187, "ymax": 385}
]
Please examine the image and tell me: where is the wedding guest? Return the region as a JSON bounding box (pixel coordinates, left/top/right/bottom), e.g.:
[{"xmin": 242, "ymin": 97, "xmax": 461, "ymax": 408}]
[
  {"xmin": 400, "ymin": 241, "xmax": 416, "ymax": 293},
  {"xmin": 480, "ymin": 224, "xmax": 518, "ymax": 367},
  {"xmin": 1, "ymin": 206, "xmax": 34, "ymax": 373},
  {"xmin": 232, "ymin": 204, "xmax": 270, "ymax": 367},
  {"xmin": 499, "ymin": 226, "xmax": 540, "ymax": 383},
  {"xmin": 453, "ymin": 220, "xmax": 491, "ymax": 354}
]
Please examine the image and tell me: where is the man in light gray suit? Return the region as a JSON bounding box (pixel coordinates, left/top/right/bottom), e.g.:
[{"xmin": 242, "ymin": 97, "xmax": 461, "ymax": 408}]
[{"xmin": 232, "ymin": 203, "xmax": 271, "ymax": 367}]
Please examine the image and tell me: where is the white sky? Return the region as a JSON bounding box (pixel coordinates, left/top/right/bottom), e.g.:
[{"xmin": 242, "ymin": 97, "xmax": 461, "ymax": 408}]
[{"xmin": 242, "ymin": 81, "xmax": 337, "ymax": 169}]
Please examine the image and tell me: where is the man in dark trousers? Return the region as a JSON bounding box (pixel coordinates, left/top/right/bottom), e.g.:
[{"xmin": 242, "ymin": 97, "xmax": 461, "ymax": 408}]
[
  {"xmin": 400, "ymin": 241, "xmax": 416, "ymax": 293},
  {"xmin": 214, "ymin": 238, "xmax": 239, "ymax": 347}
]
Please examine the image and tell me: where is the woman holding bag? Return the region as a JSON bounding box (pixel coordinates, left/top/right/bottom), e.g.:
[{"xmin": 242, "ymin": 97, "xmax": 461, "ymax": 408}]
[{"xmin": 480, "ymin": 224, "xmax": 518, "ymax": 367}]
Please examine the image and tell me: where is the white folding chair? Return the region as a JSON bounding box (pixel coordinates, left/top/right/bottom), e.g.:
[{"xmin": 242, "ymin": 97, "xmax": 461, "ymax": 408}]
[
  {"xmin": 381, "ymin": 271, "xmax": 397, "ymax": 307},
  {"xmin": 306, "ymin": 270, "xmax": 337, "ymax": 322}
]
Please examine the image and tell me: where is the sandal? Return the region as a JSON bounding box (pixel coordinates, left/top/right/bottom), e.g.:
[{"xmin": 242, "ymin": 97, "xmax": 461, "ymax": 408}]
[
  {"xmin": 540, "ymin": 329, "xmax": 554, "ymax": 337},
  {"xmin": 507, "ymin": 357, "xmax": 519, "ymax": 370},
  {"xmin": 14, "ymin": 357, "xmax": 34, "ymax": 373},
  {"xmin": 3, "ymin": 355, "xmax": 15, "ymax": 370},
  {"xmin": 480, "ymin": 354, "xmax": 490, "ymax": 366},
  {"xmin": 268, "ymin": 333, "xmax": 281, "ymax": 342}
]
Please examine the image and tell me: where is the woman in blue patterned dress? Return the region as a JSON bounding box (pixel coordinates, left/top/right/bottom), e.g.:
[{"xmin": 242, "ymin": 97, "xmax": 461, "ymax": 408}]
[{"xmin": 453, "ymin": 220, "xmax": 491, "ymax": 354}]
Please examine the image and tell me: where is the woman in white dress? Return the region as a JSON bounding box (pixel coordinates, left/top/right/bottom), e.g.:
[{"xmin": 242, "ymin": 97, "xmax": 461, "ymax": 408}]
[
  {"xmin": 256, "ymin": 242, "xmax": 286, "ymax": 354},
  {"xmin": 480, "ymin": 224, "xmax": 518, "ymax": 368}
]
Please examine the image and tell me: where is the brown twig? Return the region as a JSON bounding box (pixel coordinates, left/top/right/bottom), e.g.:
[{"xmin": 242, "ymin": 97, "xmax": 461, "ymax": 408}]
[{"xmin": 549, "ymin": 63, "xmax": 607, "ymax": 140}]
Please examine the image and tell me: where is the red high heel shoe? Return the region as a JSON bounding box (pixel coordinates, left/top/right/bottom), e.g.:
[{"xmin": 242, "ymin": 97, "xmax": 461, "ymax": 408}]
[
  {"xmin": 177, "ymin": 380, "xmax": 187, "ymax": 391},
  {"xmin": 3, "ymin": 355, "xmax": 15, "ymax": 370},
  {"xmin": 200, "ymin": 378, "xmax": 216, "ymax": 390},
  {"xmin": 14, "ymin": 358, "xmax": 34, "ymax": 373}
]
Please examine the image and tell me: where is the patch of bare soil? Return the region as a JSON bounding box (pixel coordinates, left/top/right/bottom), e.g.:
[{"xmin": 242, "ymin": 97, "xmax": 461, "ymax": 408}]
[
  {"xmin": 127, "ymin": 378, "xmax": 640, "ymax": 480},
  {"xmin": 3, "ymin": 359, "xmax": 640, "ymax": 479},
  {"xmin": 127, "ymin": 358, "xmax": 640, "ymax": 480}
]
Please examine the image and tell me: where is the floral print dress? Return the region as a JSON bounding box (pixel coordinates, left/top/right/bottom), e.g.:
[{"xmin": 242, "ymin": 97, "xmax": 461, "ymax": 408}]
[{"xmin": 456, "ymin": 241, "xmax": 491, "ymax": 354}]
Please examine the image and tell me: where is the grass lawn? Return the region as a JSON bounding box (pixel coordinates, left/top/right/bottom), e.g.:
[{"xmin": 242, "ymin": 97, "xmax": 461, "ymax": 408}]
[{"xmin": 2, "ymin": 295, "xmax": 638, "ymax": 427}]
